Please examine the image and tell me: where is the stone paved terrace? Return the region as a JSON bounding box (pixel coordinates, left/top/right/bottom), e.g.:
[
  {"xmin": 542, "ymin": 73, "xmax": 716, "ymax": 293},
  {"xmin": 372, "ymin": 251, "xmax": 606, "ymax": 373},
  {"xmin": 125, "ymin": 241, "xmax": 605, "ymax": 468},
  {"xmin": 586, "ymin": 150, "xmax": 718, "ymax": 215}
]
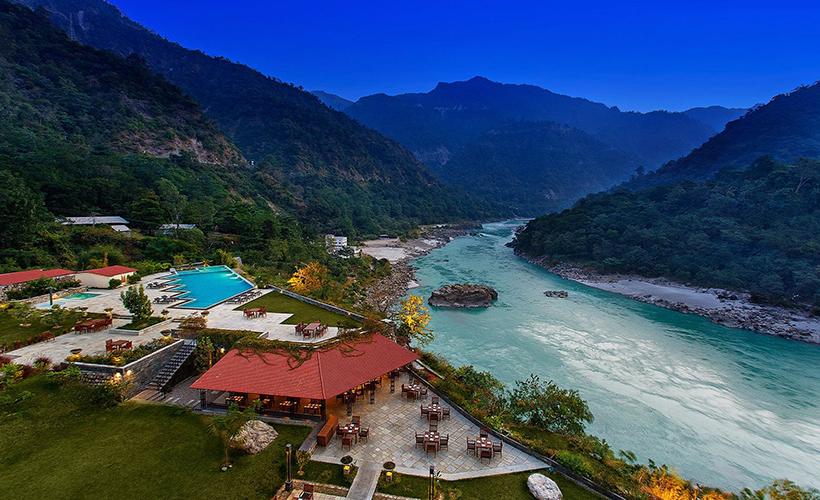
[
  {"xmin": 5, "ymin": 317, "xmax": 166, "ymax": 365},
  {"xmin": 312, "ymin": 372, "xmax": 545, "ymax": 481}
]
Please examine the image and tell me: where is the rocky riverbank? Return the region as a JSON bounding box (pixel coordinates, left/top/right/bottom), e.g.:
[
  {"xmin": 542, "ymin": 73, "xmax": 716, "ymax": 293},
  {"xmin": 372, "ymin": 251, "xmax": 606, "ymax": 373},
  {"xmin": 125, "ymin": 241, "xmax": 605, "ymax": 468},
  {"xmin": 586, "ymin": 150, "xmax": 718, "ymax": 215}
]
[
  {"xmin": 527, "ymin": 258, "xmax": 820, "ymax": 344},
  {"xmin": 362, "ymin": 224, "xmax": 479, "ymax": 312}
]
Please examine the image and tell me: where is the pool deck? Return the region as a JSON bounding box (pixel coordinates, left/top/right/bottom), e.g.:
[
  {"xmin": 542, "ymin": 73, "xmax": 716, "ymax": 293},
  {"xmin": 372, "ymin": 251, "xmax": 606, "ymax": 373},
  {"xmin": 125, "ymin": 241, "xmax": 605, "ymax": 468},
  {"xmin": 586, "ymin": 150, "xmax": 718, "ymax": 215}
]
[{"xmin": 9, "ymin": 274, "xmax": 344, "ymax": 363}]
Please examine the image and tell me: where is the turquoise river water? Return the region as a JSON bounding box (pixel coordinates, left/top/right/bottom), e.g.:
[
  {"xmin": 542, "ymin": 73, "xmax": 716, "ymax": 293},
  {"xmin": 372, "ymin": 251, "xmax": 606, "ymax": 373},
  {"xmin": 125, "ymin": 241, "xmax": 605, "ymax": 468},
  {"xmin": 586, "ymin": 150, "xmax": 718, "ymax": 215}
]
[{"xmin": 410, "ymin": 221, "xmax": 819, "ymax": 491}]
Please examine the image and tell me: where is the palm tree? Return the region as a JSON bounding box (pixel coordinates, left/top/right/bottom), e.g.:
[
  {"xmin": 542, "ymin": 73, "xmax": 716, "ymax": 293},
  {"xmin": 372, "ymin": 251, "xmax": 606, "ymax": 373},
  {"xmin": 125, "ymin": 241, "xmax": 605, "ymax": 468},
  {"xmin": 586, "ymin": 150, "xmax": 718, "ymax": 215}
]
[{"xmin": 208, "ymin": 403, "xmax": 258, "ymax": 469}]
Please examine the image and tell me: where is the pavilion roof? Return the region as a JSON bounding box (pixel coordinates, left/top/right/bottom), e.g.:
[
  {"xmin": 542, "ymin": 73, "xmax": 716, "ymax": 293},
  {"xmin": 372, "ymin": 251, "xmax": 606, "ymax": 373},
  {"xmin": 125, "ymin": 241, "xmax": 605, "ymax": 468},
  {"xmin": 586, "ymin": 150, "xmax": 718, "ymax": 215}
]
[{"xmin": 191, "ymin": 334, "xmax": 418, "ymax": 400}]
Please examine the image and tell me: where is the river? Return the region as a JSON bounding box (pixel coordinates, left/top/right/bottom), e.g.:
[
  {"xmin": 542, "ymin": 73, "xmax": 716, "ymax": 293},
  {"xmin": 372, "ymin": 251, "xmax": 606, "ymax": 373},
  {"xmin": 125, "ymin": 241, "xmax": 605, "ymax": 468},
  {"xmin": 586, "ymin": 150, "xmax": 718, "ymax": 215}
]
[{"xmin": 409, "ymin": 220, "xmax": 820, "ymax": 491}]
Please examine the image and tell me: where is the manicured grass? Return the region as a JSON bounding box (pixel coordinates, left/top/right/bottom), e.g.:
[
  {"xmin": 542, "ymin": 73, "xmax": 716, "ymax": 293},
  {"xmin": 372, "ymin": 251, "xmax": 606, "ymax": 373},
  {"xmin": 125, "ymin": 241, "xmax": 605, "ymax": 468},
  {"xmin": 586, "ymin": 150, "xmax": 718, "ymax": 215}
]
[
  {"xmin": 119, "ymin": 316, "xmax": 164, "ymax": 330},
  {"xmin": 0, "ymin": 307, "xmax": 100, "ymax": 349},
  {"xmin": 378, "ymin": 469, "xmax": 599, "ymax": 500},
  {"xmin": 238, "ymin": 292, "xmax": 360, "ymax": 327},
  {"xmin": 0, "ymin": 377, "xmax": 317, "ymax": 499}
]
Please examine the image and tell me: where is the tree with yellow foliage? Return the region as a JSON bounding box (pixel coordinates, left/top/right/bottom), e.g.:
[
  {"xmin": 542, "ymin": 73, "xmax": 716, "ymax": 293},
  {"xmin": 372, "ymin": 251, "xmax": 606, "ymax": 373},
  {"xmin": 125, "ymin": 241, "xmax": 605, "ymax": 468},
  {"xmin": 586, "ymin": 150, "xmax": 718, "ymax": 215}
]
[
  {"xmin": 395, "ymin": 295, "xmax": 433, "ymax": 346},
  {"xmin": 288, "ymin": 261, "xmax": 328, "ymax": 295}
]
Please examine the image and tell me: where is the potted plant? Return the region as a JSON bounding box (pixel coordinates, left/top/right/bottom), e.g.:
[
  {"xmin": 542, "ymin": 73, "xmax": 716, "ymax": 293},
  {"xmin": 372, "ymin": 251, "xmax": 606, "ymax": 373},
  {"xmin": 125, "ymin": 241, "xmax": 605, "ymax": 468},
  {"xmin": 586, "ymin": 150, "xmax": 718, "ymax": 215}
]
[
  {"xmin": 341, "ymin": 455, "xmax": 353, "ymax": 475},
  {"xmin": 296, "ymin": 450, "xmax": 312, "ymax": 476}
]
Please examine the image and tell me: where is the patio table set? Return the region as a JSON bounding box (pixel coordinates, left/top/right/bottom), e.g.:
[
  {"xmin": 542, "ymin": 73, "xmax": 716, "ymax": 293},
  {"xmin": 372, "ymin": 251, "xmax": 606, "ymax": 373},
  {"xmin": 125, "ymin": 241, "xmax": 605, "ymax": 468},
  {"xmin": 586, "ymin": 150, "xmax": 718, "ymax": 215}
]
[
  {"xmin": 401, "ymin": 382, "xmax": 428, "ymax": 400},
  {"xmin": 467, "ymin": 431, "xmax": 504, "ymax": 463},
  {"xmin": 243, "ymin": 307, "xmax": 267, "ymax": 318},
  {"xmin": 336, "ymin": 416, "xmax": 369, "ymax": 450},
  {"xmin": 294, "ymin": 321, "xmax": 328, "ymax": 339},
  {"xmin": 74, "ymin": 317, "xmax": 112, "ymax": 333}
]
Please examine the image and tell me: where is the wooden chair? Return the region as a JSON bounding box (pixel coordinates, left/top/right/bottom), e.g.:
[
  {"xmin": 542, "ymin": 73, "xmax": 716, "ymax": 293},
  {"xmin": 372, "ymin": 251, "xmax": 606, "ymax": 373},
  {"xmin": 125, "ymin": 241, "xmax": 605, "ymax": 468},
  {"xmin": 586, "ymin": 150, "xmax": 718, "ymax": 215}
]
[
  {"xmin": 439, "ymin": 434, "xmax": 449, "ymax": 449},
  {"xmin": 442, "ymin": 407, "xmax": 451, "ymax": 420},
  {"xmin": 358, "ymin": 427, "xmax": 369, "ymax": 443},
  {"xmin": 431, "ymin": 396, "xmax": 439, "ymax": 404},
  {"xmin": 425, "ymin": 440, "xmax": 438, "ymax": 457},
  {"xmin": 479, "ymin": 447, "xmax": 493, "ymax": 463},
  {"xmin": 419, "ymin": 387, "xmax": 428, "ymax": 399},
  {"xmin": 351, "ymin": 415, "xmax": 361, "ymax": 425},
  {"xmin": 466, "ymin": 439, "xmax": 477, "ymax": 455},
  {"xmin": 341, "ymin": 434, "xmax": 354, "ymax": 450},
  {"xmin": 492, "ymin": 441, "xmax": 503, "ymax": 457},
  {"xmin": 429, "ymin": 411, "xmax": 440, "ymax": 423},
  {"xmin": 415, "ymin": 432, "xmax": 425, "ymax": 448},
  {"xmin": 479, "ymin": 430, "xmax": 489, "ymax": 439},
  {"xmin": 420, "ymin": 405, "xmax": 429, "ymax": 418},
  {"xmin": 299, "ymin": 483, "xmax": 314, "ymax": 500},
  {"xmin": 429, "ymin": 422, "xmax": 438, "ymax": 433}
]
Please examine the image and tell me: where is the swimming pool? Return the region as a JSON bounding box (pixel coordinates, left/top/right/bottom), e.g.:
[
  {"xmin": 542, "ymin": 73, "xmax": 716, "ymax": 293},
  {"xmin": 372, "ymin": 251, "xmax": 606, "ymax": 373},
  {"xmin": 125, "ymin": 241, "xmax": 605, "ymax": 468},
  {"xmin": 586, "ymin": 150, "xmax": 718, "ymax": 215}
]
[
  {"xmin": 165, "ymin": 266, "xmax": 253, "ymax": 309},
  {"xmin": 36, "ymin": 292, "xmax": 101, "ymax": 309}
]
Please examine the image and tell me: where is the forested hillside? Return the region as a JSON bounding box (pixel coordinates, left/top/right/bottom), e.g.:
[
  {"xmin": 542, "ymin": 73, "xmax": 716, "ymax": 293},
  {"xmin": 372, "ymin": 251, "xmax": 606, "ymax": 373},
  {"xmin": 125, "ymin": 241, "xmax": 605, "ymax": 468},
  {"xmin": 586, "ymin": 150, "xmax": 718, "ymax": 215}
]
[
  {"xmin": 17, "ymin": 0, "xmax": 496, "ymax": 232},
  {"xmin": 631, "ymin": 83, "xmax": 820, "ymax": 189},
  {"xmin": 0, "ymin": 1, "xmax": 251, "ymax": 219},
  {"xmin": 347, "ymin": 76, "xmax": 718, "ymax": 169},
  {"xmin": 512, "ymin": 157, "xmax": 820, "ymax": 307},
  {"xmin": 435, "ymin": 122, "xmax": 640, "ymax": 214}
]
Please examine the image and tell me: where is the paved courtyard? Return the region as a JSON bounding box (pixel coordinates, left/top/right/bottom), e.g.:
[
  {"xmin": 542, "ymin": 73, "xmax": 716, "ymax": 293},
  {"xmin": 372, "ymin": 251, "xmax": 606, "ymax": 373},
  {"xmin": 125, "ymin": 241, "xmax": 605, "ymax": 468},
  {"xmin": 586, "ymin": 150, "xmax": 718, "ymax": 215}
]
[
  {"xmin": 312, "ymin": 372, "xmax": 545, "ymax": 480},
  {"xmin": 5, "ymin": 318, "xmax": 165, "ymax": 365}
]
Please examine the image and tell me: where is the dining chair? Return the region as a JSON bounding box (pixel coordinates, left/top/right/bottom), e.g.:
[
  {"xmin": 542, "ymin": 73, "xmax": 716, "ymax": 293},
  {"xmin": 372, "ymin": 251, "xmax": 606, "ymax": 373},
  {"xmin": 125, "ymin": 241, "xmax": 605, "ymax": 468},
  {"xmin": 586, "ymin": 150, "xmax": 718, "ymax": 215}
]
[
  {"xmin": 439, "ymin": 434, "xmax": 449, "ymax": 449},
  {"xmin": 492, "ymin": 440, "xmax": 503, "ymax": 456},
  {"xmin": 358, "ymin": 427, "xmax": 369, "ymax": 443},
  {"xmin": 425, "ymin": 440, "xmax": 438, "ymax": 457},
  {"xmin": 466, "ymin": 439, "xmax": 476, "ymax": 455},
  {"xmin": 415, "ymin": 432, "xmax": 425, "ymax": 447},
  {"xmin": 351, "ymin": 415, "xmax": 361, "ymax": 425},
  {"xmin": 480, "ymin": 447, "xmax": 493, "ymax": 463}
]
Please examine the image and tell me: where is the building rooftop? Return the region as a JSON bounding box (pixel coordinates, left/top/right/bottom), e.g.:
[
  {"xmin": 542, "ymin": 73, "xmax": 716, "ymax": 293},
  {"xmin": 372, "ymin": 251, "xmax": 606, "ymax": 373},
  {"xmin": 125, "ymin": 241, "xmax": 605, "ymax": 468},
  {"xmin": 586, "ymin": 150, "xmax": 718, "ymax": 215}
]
[
  {"xmin": 61, "ymin": 216, "xmax": 129, "ymax": 225},
  {"xmin": 0, "ymin": 268, "xmax": 75, "ymax": 287},
  {"xmin": 159, "ymin": 224, "xmax": 196, "ymax": 230},
  {"xmin": 79, "ymin": 265, "xmax": 137, "ymax": 277},
  {"xmin": 191, "ymin": 334, "xmax": 418, "ymax": 399}
]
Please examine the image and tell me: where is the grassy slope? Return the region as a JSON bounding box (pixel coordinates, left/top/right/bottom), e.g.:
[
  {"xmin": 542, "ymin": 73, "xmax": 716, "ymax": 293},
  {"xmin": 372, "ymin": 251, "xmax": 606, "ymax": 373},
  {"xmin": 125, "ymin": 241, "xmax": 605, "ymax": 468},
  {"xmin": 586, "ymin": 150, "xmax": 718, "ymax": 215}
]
[
  {"xmin": 238, "ymin": 292, "xmax": 359, "ymax": 327},
  {"xmin": 0, "ymin": 377, "xmax": 312, "ymax": 499}
]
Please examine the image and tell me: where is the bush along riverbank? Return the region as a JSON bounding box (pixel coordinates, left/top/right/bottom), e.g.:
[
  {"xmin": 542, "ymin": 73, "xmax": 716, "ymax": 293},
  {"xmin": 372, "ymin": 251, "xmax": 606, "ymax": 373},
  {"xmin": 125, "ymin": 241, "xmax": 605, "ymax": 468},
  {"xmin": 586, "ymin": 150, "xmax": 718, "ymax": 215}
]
[{"xmin": 415, "ymin": 351, "xmax": 819, "ymax": 500}]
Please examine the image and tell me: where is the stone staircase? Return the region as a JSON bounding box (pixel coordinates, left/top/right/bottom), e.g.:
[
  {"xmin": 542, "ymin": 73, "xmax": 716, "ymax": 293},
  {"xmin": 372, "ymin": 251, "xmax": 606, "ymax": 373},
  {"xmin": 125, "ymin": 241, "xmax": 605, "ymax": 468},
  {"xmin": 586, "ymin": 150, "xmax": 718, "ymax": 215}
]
[{"xmin": 147, "ymin": 339, "xmax": 197, "ymax": 392}]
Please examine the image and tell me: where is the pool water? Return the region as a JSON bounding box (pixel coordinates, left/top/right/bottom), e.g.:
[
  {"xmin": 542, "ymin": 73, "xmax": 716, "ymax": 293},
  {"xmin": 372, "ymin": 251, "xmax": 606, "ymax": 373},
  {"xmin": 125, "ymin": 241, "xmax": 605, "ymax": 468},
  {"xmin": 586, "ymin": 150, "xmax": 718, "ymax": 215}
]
[
  {"xmin": 166, "ymin": 265, "xmax": 253, "ymax": 309},
  {"xmin": 64, "ymin": 292, "xmax": 100, "ymax": 300}
]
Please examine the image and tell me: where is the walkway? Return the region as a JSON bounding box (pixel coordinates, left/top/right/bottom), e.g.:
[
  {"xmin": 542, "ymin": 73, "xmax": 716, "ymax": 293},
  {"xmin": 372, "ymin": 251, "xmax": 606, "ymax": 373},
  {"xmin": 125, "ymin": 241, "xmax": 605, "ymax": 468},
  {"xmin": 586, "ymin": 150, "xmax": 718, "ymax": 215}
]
[
  {"xmin": 312, "ymin": 372, "xmax": 545, "ymax": 481},
  {"xmin": 346, "ymin": 461, "xmax": 381, "ymax": 500}
]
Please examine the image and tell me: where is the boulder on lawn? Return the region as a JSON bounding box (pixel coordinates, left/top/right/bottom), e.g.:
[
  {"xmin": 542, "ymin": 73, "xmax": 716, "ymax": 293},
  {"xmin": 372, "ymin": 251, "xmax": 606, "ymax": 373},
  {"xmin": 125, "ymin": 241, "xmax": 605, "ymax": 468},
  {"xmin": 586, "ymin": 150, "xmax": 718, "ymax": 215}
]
[
  {"xmin": 527, "ymin": 473, "xmax": 562, "ymax": 500},
  {"xmin": 428, "ymin": 283, "xmax": 498, "ymax": 308},
  {"xmin": 231, "ymin": 420, "xmax": 279, "ymax": 454}
]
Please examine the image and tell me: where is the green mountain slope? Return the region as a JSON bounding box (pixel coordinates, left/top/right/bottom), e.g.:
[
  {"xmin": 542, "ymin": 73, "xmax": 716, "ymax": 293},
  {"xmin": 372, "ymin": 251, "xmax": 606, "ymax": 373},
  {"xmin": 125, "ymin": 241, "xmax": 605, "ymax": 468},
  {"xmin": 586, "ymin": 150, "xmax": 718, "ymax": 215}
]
[
  {"xmin": 434, "ymin": 122, "xmax": 640, "ymax": 215},
  {"xmin": 631, "ymin": 83, "xmax": 820, "ymax": 188},
  {"xmin": 511, "ymin": 157, "xmax": 820, "ymax": 307},
  {"xmin": 0, "ymin": 1, "xmax": 250, "ymax": 217},
  {"xmin": 16, "ymin": 0, "xmax": 494, "ymax": 231}
]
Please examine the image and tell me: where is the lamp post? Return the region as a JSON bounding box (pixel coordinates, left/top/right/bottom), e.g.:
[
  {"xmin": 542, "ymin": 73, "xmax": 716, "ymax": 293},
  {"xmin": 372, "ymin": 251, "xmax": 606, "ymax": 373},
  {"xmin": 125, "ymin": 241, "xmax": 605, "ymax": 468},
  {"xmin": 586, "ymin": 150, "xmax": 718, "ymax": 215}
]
[
  {"xmin": 285, "ymin": 443, "xmax": 293, "ymax": 492},
  {"xmin": 48, "ymin": 286, "xmax": 55, "ymax": 306},
  {"xmin": 429, "ymin": 465, "xmax": 435, "ymax": 500}
]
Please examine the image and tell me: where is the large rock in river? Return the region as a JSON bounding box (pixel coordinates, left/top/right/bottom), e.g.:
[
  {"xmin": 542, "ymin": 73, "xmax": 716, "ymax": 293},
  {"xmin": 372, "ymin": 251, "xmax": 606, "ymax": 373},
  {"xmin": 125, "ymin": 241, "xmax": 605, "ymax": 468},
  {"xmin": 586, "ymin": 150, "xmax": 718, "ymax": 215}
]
[
  {"xmin": 428, "ymin": 284, "xmax": 498, "ymax": 308},
  {"xmin": 527, "ymin": 473, "xmax": 562, "ymax": 500}
]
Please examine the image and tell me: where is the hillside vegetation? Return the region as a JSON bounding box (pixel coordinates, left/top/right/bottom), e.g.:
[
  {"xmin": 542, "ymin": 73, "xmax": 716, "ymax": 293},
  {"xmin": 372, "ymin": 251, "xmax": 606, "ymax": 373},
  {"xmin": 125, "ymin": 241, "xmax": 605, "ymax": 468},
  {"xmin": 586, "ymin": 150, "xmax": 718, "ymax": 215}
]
[
  {"xmin": 18, "ymin": 0, "xmax": 496, "ymax": 233},
  {"xmin": 631, "ymin": 82, "xmax": 820, "ymax": 189},
  {"xmin": 512, "ymin": 158, "xmax": 820, "ymax": 308},
  {"xmin": 436, "ymin": 122, "xmax": 640, "ymax": 214}
]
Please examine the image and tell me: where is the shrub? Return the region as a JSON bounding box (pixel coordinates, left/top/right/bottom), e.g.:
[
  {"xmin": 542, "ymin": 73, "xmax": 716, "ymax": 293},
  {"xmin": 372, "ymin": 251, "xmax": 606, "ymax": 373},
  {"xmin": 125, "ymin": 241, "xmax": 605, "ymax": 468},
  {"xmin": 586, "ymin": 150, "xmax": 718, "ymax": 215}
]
[
  {"xmin": 0, "ymin": 363, "xmax": 24, "ymax": 388},
  {"xmin": 33, "ymin": 356, "xmax": 53, "ymax": 371},
  {"xmin": 46, "ymin": 365, "xmax": 82, "ymax": 385},
  {"xmin": 108, "ymin": 278, "xmax": 123, "ymax": 289},
  {"xmin": 509, "ymin": 374, "xmax": 593, "ymax": 435},
  {"xmin": 126, "ymin": 273, "xmax": 141, "ymax": 285},
  {"xmin": 556, "ymin": 450, "xmax": 595, "ymax": 478},
  {"xmin": 0, "ymin": 355, "xmax": 11, "ymax": 366}
]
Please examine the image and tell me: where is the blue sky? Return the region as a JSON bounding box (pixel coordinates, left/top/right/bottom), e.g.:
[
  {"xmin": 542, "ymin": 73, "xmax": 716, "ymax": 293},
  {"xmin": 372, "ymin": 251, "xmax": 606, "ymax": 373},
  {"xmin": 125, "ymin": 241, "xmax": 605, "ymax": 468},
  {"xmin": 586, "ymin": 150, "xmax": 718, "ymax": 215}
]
[{"xmin": 113, "ymin": 0, "xmax": 820, "ymax": 111}]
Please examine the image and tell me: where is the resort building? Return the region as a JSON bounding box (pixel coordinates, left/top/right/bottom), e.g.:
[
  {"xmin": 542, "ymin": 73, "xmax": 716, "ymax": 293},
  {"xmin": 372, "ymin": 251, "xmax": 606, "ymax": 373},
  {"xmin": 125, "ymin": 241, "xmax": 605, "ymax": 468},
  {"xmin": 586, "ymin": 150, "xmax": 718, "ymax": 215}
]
[
  {"xmin": 74, "ymin": 265, "xmax": 137, "ymax": 288},
  {"xmin": 191, "ymin": 333, "xmax": 418, "ymax": 419},
  {"xmin": 60, "ymin": 215, "xmax": 130, "ymax": 233},
  {"xmin": 0, "ymin": 268, "xmax": 76, "ymax": 300},
  {"xmin": 325, "ymin": 234, "xmax": 349, "ymax": 252}
]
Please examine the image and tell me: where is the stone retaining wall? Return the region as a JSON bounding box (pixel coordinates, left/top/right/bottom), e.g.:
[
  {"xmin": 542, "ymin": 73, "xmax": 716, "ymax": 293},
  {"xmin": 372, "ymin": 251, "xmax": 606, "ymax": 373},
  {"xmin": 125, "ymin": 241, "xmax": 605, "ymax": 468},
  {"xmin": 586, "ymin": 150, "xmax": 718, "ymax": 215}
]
[
  {"xmin": 73, "ymin": 339, "xmax": 184, "ymax": 397},
  {"xmin": 12, "ymin": 286, "xmax": 88, "ymax": 305}
]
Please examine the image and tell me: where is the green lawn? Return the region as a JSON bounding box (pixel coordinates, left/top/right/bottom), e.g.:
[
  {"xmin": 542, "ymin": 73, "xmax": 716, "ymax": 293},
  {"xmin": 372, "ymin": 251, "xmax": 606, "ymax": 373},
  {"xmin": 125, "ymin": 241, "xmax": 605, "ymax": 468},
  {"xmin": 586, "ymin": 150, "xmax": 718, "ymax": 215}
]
[
  {"xmin": 119, "ymin": 316, "xmax": 164, "ymax": 330},
  {"xmin": 378, "ymin": 469, "xmax": 600, "ymax": 500},
  {"xmin": 238, "ymin": 292, "xmax": 360, "ymax": 327},
  {"xmin": 0, "ymin": 307, "xmax": 100, "ymax": 349},
  {"xmin": 0, "ymin": 377, "xmax": 316, "ymax": 499}
]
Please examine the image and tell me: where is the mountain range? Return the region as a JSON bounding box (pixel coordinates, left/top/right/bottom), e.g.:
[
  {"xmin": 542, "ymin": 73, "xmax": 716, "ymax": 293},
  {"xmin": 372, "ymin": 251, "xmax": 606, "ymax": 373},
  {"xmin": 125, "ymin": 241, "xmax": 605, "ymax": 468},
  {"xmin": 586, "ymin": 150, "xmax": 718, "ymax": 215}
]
[{"xmin": 15, "ymin": 0, "xmax": 494, "ymax": 233}]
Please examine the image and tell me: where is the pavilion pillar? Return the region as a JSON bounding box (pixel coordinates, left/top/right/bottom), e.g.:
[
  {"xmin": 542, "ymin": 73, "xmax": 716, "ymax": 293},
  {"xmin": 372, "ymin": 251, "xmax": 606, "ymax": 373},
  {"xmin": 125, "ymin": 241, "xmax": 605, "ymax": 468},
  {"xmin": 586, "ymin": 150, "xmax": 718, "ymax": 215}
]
[{"xmin": 199, "ymin": 390, "xmax": 206, "ymax": 409}]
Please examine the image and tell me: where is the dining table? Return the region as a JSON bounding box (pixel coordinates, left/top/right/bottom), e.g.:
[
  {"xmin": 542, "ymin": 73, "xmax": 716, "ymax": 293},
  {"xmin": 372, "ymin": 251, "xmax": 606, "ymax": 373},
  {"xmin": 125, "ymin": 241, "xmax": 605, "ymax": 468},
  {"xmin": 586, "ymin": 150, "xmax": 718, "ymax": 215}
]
[
  {"xmin": 424, "ymin": 403, "xmax": 443, "ymax": 417},
  {"xmin": 405, "ymin": 383, "xmax": 422, "ymax": 399}
]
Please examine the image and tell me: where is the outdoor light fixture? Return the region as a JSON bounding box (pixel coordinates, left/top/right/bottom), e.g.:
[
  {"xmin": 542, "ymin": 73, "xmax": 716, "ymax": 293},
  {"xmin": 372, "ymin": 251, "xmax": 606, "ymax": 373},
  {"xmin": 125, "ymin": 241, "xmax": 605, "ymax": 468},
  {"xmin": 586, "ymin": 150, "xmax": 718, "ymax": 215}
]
[{"xmin": 285, "ymin": 443, "xmax": 293, "ymax": 492}]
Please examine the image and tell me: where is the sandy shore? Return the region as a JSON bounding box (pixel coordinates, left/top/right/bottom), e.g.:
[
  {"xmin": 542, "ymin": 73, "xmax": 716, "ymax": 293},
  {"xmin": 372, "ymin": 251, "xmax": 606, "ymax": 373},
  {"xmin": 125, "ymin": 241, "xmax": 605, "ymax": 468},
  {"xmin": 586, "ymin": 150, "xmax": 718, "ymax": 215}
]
[
  {"xmin": 361, "ymin": 224, "xmax": 477, "ymax": 312},
  {"xmin": 544, "ymin": 261, "xmax": 820, "ymax": 345}
]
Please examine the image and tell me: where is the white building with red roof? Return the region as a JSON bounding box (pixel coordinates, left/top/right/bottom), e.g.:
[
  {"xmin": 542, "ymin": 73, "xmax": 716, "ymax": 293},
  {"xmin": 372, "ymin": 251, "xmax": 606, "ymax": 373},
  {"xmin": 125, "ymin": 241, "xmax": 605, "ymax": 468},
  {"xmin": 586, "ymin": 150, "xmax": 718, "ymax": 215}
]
[
  {"xmin": 0, "ymin": 268, "xmax": 77, "ymax": 299},
  {"xmin": 74, "ymin": 265, "xmax": 137, "ymax": 289}
]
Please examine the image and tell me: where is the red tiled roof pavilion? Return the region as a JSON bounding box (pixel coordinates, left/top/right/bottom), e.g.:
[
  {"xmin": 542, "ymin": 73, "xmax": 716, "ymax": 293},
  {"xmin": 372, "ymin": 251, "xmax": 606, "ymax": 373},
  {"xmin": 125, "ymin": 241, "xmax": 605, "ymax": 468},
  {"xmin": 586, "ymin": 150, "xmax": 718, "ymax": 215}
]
[{"xmin": 191, "ymin": 334, "xmax": 418, "ymax": 400}]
